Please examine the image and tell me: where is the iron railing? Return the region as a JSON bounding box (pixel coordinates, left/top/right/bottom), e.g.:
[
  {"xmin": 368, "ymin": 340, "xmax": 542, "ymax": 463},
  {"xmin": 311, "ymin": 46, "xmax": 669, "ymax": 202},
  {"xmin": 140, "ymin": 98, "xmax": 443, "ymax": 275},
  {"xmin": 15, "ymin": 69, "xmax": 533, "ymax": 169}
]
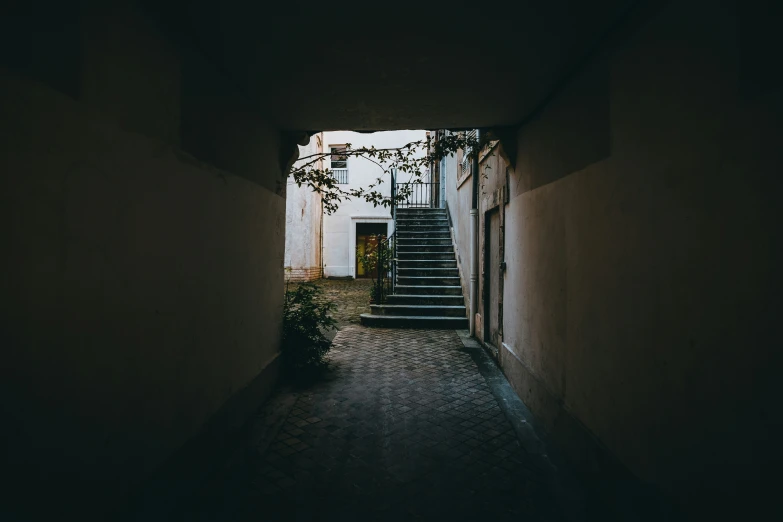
[
  {"xmin": 372, "ymin": 169, "xmax": 398, "ymax": 304},
  {"xmin": 371, "ymin": 234, "xmax": 395, "ymax": 304},
  {"xmin": 395, "ymin": 181, "xmax": 441, "ymax": 209},
  {"xmin": 332, "ymin": 168, "xmax": 349, "ymax": 184}
]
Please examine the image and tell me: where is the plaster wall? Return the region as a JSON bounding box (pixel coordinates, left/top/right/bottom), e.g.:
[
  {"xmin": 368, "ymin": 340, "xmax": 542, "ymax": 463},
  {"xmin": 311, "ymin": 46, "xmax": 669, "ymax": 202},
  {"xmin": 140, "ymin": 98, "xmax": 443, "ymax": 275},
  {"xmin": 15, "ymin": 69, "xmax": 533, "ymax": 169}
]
[
  {"xmin": 442, "ymin": 140, "xmax": 460, "ymax": 224},
  {"xmin": 0, "ymin": 5, "xmax": 286, "ymax": 518},
  {"xmin": 285, "ymin": 134, "xmax": 324, "ymax": 281},
  {"xmin": 445, "ymin": 147, "xmax": 475, "ymax": 311},
  {"xmin": 322, "ymin": 130, "xmax": 425, "ymax": 277},
  {"xmin": 500, "ymin": 0, "xmax": 782, "ymax": 516},
  {"xmin": 477, "ymin": 143, "xmax": 510, "ymax": 346}
]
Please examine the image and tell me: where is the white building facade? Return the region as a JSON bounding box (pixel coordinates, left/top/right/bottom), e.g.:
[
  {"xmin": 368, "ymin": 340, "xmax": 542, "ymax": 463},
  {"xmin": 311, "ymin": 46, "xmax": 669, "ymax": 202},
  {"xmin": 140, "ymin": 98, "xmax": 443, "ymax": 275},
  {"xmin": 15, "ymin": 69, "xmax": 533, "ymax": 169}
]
[{"xmin": 322, "ymin": 130, "xmax": 427, "ymax": 278}]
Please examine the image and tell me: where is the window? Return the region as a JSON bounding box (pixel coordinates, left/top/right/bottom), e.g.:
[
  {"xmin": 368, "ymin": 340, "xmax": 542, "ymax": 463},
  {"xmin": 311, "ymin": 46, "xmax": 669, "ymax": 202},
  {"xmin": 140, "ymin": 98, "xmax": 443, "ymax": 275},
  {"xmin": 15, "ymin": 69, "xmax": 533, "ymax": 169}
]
[
  {"xmin": 330, "ymin": 146, "xmax": 348, "ymax": 184},
  {"xmin": 330, "ymin": 146, "xmax": 347, "ymax": 169},
  {"xmin": 457, "ymin": 130, "xmax": 478, "ymax": 186},
  {"xmin": 461, "ymin": 130, "xmax": 477, "ymax": 176}
]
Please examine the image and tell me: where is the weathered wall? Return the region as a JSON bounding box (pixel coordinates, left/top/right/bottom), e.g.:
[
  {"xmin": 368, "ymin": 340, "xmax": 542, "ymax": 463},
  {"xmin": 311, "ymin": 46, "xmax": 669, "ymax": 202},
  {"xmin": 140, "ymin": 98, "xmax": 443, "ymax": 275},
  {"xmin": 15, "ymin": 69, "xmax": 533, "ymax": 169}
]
[
  {"xmin": 477, "ymin": 142, "xmax": 510, "ymax": 348},
  {"xmin": 501, "ymin": 0, "xmax": 782, "ymax": 517},
  {"xmin": 285, "ymin": 134, "xmax": 324, "ymax": 282},
  {"xmin": 0, "ymin": 4, "xmax": 286, "ymax": 519},
  {"xmin": 442, "ymin": 138, "xmax": 460, "ymax": 222},
  {"xmin": 445, "ymin": 147, "xmax": 474, "ymax": 308}
]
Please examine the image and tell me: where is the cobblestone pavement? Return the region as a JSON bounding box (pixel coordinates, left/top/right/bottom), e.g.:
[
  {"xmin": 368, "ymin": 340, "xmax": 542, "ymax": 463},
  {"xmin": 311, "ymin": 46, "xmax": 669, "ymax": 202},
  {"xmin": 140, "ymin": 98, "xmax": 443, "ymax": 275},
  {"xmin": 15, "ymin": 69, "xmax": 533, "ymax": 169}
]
[
  {"xmin": 286, "ymin": 278, "xmax": 373, "ymax": 327},
  {"xmin": 179, "ymin": 327, "xmax": 569, "ymax": 522}
]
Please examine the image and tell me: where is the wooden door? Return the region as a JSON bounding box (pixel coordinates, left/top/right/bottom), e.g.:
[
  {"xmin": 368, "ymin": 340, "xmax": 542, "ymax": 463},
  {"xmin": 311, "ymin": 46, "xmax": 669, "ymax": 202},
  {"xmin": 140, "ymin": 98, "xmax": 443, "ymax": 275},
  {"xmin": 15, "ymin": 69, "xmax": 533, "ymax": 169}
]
[{"xmin": 485, "ymin": 209, "xmax": 501, "ymax": 347}]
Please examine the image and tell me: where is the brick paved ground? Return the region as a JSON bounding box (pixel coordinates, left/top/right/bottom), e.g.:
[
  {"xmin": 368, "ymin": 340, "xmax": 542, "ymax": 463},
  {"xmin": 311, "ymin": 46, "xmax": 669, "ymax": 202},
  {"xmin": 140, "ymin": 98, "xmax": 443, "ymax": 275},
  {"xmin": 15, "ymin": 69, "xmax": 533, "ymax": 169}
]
[
  {"xmin": 285, "ymin": 278, "xmax": 373, "ymax": 327},
  {"xmin": 178, "ymin": 327, "xmax": 569, "ymax": 522}
]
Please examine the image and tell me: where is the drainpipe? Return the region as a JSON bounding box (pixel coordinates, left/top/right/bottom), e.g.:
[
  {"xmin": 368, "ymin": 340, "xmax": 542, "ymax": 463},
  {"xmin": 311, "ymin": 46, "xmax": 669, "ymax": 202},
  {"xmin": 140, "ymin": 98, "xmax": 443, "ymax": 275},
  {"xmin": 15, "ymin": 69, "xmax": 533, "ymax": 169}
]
[
  {"xmin": 469, "ymin": 130, "xmax": 480, "ymax": 337},
  {"xmin": 320, "ymin": 192, "xmax": 324, "ymax": 278}
]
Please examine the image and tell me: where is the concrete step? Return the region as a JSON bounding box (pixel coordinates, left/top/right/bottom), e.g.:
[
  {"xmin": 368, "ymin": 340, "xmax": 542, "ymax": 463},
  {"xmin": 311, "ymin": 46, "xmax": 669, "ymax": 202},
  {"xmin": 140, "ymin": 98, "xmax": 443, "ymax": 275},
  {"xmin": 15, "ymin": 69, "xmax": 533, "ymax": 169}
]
[
  {"xmin": 397, "ymin": 227, "xmax": 451, "ymax": 238},
  {"xmin": 360, "ymin": 314, "xmax": 468, "ymax": 329},
  {"xmin": 394, "ymin": 285, "xmax": 463, "ymax": 295},
  {"xmin": 395, "ymin": 219, "xmax": 449, "ymax": 226},
  {"xmin": 396, "ymin": 219, "xmax": 449, "ymax": 230},
  {"xmin": 370, "ymin": 304, "xmax": 466, "ymax": 317},
  {"xmin": 397, "ymin": 207, "xmax": 446, "ymax": 215},
  {"xmin": 397, "ymin": 232, "xmax": 451, "ymax": 242},
  {"xmin": 385, "ymin": 294, "xmax": 465, "ymax": 306},
  {"xmin": 398, "ymin": 267, "xmax": 459, "ymax": 277},
  {"xmin": 397, "ymin": 252, "xmax": 455, "ymax": 260},
  {"xmin": 396, "ymin": 229, "xmax": 450, "ymax": 236},
  {"xmin": 397, "ymin": 260, "xmax": 457, "ymax": 268},
  {"xmin": 397, "ymin": 230, "xmax": 451, "ymax": 241},
  {"xmin": 397, "ymin": 244, "xmax": 453, "ymax": 253},
  {"xmin": 397, "ymin": 275, "xmax": 461, "ymax": 286},
  {"xmin": 396, "ymin": 214, "xmax": 448, "ymax": 219},
  {"xmin": 397, "ymin": 239, "xmax": 452, "ymax": 246}
]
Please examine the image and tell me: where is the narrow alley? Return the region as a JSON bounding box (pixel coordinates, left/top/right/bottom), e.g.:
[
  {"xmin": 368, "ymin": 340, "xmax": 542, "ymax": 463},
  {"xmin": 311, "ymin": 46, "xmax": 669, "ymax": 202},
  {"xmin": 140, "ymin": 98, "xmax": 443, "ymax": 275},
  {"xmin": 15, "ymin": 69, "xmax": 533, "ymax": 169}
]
[
  {"xmin": 177, "ymin": 325, "xmax": 575, "ymax": 522},
  {"xmin": 3, "ymin": 2, "xmax": 781, "ymax": 521}
]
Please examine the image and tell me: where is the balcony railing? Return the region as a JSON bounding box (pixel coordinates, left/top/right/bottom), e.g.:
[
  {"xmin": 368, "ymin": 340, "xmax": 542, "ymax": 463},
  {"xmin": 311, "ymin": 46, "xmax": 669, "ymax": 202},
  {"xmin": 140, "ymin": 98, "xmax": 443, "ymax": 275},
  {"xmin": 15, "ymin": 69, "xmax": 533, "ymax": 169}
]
[{"xmin": 332, "ymin": 168, "xmax": 349, "ymax": 184}]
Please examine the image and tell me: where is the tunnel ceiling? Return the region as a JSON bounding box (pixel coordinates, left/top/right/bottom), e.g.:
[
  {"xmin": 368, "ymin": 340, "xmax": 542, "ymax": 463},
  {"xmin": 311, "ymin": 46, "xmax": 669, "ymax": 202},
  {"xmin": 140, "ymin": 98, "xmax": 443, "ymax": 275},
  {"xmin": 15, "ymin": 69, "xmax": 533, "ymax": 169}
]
[{"xmin": 149, "ymin": 0, "xmax": 635, "ymax": 131}]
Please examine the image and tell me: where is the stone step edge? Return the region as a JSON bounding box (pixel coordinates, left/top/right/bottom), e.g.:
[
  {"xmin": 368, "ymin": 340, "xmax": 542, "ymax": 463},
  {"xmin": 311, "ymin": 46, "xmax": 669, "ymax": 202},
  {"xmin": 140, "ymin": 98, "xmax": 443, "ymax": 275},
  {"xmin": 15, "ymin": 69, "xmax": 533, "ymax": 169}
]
[
  {"xmin": 400, "ymin": 274, "xmax": 459, "ymax": 278},
  {"xmin": 387, "ymin": 294, "xmax": 464, "ymax": 299},
  {"xmin": 398, "ymin": 267, "xmax": 458, "ymax": 271},
  {"xmin": 398, "ymin": 250, "xmax": 454, "ymax": 254},
  {"xmin": 396, "ymin": 239, "xmax": 453, "ymax": 242},
  {"xmin": 394, "ymin": 285, "xmax": 462, "ymax": 289},
  {"xmin": 370, "ymin": 302, "xmax": 465, "ymax": 310},
  {"xmin": 397, "ymin": 260, "xmax": 457, "ymax": 263},
  {"xmin": 360, "ymin": 314, "xmax": 468, "ymax": 322}
]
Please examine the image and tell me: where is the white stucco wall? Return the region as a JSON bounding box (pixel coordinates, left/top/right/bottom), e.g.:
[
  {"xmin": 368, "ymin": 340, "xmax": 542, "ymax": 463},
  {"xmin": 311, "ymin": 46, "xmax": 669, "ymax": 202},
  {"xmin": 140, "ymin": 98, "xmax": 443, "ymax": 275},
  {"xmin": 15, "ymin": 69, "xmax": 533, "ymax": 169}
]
[
  {"xmin": 322, "ymin": 130, "xmax": 427, "ymax": 278},
  {"xmin": 284, "ymin": 133, "xmax": 324, "ymax": 281},
  {"xmin": 442, "ymin": 137, "xmax": 472, "ymax": 309}
]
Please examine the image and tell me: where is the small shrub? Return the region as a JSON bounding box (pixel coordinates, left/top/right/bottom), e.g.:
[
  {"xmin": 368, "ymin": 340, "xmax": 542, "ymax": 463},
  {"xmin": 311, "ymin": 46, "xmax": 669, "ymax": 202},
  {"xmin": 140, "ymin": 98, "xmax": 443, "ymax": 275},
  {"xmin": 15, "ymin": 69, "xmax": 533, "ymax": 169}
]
[
  {"xmin": 281, "ymin": 282, "xmax": 337, "ymax": 378},
  {"xmin": 358, "ymin": 234, "xmax": 395, "ymax": 302}
]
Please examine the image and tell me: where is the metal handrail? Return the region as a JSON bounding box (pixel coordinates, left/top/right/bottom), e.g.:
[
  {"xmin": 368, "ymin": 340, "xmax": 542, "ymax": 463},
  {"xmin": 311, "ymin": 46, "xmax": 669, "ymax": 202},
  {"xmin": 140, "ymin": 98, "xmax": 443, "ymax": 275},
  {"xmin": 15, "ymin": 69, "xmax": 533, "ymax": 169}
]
[
  {"xmin": 372, "ymin": 234, "xmax": 395, "ymax": 304},
  {"xmin": 372, "ymin": 169, "xmax": 398, "ymax": 305},
  {"xmin": 395, "ymin": 181, "xmax": 441, "ymax": 209}
]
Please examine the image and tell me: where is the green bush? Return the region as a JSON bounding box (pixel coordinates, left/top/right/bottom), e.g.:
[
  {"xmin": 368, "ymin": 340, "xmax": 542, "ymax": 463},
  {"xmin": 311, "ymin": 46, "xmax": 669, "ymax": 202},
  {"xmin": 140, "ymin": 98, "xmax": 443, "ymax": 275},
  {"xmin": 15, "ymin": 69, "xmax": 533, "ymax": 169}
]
[{"xmin": 281, "ymin": 282, "xmax": 337, "ymax": 377}]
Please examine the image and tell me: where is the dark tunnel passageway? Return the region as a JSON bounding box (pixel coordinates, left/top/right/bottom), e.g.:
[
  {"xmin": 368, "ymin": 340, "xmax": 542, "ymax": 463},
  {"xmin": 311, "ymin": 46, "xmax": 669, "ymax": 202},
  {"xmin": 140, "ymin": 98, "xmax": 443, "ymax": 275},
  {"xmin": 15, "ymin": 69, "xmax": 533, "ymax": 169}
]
[{"xmin": 1, "ymin": 1, "xmax": 782, "ymax": 520}]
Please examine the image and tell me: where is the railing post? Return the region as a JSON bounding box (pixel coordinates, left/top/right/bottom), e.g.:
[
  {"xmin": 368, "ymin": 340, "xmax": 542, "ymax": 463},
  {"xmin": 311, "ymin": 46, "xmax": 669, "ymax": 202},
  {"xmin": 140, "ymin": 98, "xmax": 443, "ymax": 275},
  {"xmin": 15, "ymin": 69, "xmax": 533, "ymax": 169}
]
[
  {"xmin": 376, "ymin": 236, "xmax": 383, "ymax": 303},
  {"xmin": 390, "ymin": 169, "xmax": 397, "ymax": 298},
  {"xmin": 391, "ymin": 231, "xmax": 396, "ymax": 295},
  {"xmin": 391, "ymin": 168, "xmax": 396, "ymax": 220}
]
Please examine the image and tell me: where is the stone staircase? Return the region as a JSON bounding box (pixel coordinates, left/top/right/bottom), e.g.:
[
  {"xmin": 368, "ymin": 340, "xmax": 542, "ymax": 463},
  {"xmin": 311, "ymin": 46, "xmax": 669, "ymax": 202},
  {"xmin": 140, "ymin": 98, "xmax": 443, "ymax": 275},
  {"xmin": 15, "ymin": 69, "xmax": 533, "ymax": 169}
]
[{"xmin": 360, "ymin": 208, "xmax": 468, "ymax": 328}]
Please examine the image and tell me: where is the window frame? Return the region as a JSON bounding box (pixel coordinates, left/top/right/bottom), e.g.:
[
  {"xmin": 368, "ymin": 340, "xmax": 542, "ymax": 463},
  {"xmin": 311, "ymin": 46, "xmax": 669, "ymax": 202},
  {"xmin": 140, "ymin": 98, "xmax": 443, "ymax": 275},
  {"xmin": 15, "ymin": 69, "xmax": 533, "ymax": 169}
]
[
  {"xmin": 329, "ymin": 145, "xmax": 349, "ymax": 184},
  {"xmin": 330, "ymin": 146, "xmax": 348, "ymax": 170}
]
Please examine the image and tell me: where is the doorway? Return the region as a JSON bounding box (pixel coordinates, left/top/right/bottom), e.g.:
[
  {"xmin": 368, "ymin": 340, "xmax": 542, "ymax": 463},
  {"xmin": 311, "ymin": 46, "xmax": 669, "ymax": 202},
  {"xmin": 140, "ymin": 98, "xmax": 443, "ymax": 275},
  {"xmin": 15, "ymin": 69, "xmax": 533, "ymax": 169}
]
[
  {"xmin": 484, "ymin": 208, "xmax": 501, "ymax": 348},
  {"xmin": 356, "ymin": 223, "xmax": 388, "ymax": 278}
]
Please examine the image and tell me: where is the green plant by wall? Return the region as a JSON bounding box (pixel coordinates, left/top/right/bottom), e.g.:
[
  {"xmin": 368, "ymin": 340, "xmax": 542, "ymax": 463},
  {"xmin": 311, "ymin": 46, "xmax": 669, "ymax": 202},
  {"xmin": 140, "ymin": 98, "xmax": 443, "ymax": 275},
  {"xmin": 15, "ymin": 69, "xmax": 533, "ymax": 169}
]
[
  {"xmin": 281, "ymin": 282, "xmax": 337, "ymax": 377},
  {"xmin": 357, "ymin": 235, "xmax": 395, "ymax": 301},
  {"xmin": 357, "ymin": 235, "xmax": 394, "ymax": 274}
]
